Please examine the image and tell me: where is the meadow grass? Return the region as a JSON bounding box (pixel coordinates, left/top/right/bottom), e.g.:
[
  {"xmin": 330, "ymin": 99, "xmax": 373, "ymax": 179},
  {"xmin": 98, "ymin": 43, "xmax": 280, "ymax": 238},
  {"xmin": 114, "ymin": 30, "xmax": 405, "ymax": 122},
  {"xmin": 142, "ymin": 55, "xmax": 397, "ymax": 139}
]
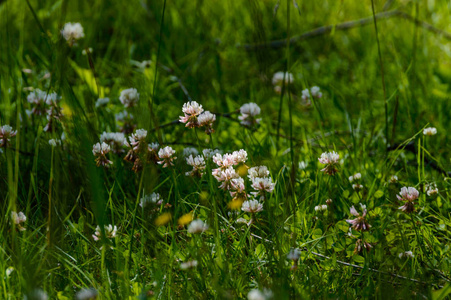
[{"xmin": 1, "ymin": 0, "xmax": 451, "ymax": 299}]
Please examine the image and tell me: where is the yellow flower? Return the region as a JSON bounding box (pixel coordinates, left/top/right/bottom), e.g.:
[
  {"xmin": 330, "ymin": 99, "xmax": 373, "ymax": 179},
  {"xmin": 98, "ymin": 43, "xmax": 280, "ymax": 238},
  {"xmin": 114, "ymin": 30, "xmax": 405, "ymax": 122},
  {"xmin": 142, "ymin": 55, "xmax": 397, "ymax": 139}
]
[
  {"xmin": 155, "ymin": 213, "xmax": 172, "ymax": 226},
  {"xmin": 178, "ymin": 212, "xmax": 193, "ymax": 226}
]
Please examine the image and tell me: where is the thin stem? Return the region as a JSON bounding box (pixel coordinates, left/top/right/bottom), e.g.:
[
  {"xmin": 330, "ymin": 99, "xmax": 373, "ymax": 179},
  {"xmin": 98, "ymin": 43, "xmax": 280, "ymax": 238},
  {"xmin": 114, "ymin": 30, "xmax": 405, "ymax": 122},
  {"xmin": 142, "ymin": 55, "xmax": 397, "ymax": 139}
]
[{"xmin": 371, "ymin": 0, "xmax": 389, "ymax": 149}]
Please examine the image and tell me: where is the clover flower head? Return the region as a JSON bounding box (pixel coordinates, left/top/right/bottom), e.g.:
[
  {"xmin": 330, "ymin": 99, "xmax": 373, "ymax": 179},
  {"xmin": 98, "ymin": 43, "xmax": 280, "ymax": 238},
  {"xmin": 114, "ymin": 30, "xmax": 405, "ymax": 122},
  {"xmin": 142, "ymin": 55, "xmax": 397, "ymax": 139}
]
[
  {"xmin": 27, "ymin": 89, "xmax": 49, "ymax": 115},
  {"xmin": 251, "ymin": 177, "xmax": 275, "ymax": 200},
  {"xmin": 346, "ymin": 205, "xmax": 371, "ymax": 231},
  {"xmin": 61, "ymin": 22, "xmax": 84, "ymax": 45},
  {"xmin": 389, "ymin": 175, "xmax": 398, "ymax": 183},
  {"xmin": 49, "ymin": 139, "xmax": 62, "ymax": 147},
  {"xmin": 0, "ymin": 125, "xmax": 17, "ymax": 148},
  {"xmin": 93, "ymin": 224, "xmax": 117, "ymax": 241},
  {"xmin": 179, "ymin": 101, "xmax": 204, "ymax": 128},
  {"xmin": 100, "ymin": 132, "xmax": 126, "ymax": 153},
  {"xmin": 247, "ymin": 288, "xmax": 273, "ymax": 300},
  {"xmin": 399, "ymin": 251, "xmax": 414, "ymax": 259},
  {"xmin": 11, "ymin": 211, "xmax": 26, "ymax": 231},
  {"xmin": 185, "ymin": 155, "xmax": 206, "ymax": 177},
  {"xmin": 187, "ymin": 219, "xmax": 209, "ymax": 234},
  {"xmin": 198, "ymin": 111, "xmax": 216, "ymax": 134},
  {"xmin": 349, "ymin": 173, "xmax": 361, "ymax": 182},
  {"xmin": 232, "ymin": 149, "xmax": 248, "ymax": 164},
  {"xmin": 216, "ymin": 166, "xmax": 240, "ymax": 190},
  {"xmin": 426, "ymin": 182, "xmax": 438, "ymax": 196},
  {"xmin": 183, "ymin": 147, "xmax": 199, "ymax": 157},
  {"xmin": 318, "ymin": 151, "xmax": 340, "ymax": 175},
  {"xmin": 248, "ymin": 166, "xmax": 270, "ymax": 180},
  {"xmin": 128, "ymin": 129, "xmax": 147, "ymax": 152},
  {"xmin": 423, "ymin": 127, "xmax": 437, "ymax": 136},
  {"xmin": 92, "ymin": 142, "xmax": 113, "ymax": 167},
  {"xmin": 314, "ymin": 205, "xmax": 328, "ymax": 212},
  {"xmin": 75, "ymin": 288, "xmax": 98, "ymax": 300},
  {"xmin": 95, "ymin": 97, "xmax": 110, "ymax": 108},
  {"xmin": 230, "ymin": 177, "xmax": 248, "ymax": 201},
  {"xmin": 242, "ymin": 199, "xmax": 263, "ymax": 213},
  {"xmin": 119, "ymin": 88, "xmax": 139, "ymax": 108},
  {"xmin": 272, "ymin": 71, "xmax": 294, "ymax": 86},
  {"xmin": 239, "ymin": 103, "xmax": 262, "ymax": 127},
  {"xmin": 287, "ymin": 248, "xmax": 301, "ymax": 261},
  {"xmin": 298, "ymin": 161, "xmax": 308, "ymax": 170},
  {"xmin": 202, "ymin": 148, "xmax": 221, "ymax": 159},
  {"xmin": 180, "ymin": 260, "xmax": 198, "ymax": 270},
  {"xmin": 301, "ymin": 86, "xmax": 322, "ymax": 101},
  {"xmin": 158, "ymin": 146, "xmax": 176, "ymax": 168},
  {"xmin": 140, "ymin": 193, "xmax": 161, "ymax": 208}
]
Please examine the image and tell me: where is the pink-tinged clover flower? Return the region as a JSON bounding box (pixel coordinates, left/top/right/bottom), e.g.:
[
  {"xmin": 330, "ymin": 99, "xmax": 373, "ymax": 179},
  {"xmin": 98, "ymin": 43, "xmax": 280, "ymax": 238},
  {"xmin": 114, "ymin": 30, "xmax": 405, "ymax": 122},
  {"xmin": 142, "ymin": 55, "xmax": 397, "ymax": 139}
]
[
  {"xmin": 92, "ymin": 142, "xmax": 113, "ymax": 167},
  {"xmin": 397, "ymin": 187, "xmax": 419, "ymax": 213},
  {"xmin": 251, "ymin": 177, "xmax": 275, "ymax": 200},
  {"xmin": 185, "ymin": 155, "xmax": 206, "ymax": 177},
  {"xmin": 0, "ymin": 125, "xmax": 17, "ymax": 148},
  {"xmin": 346, "ymin": 205, "xmax": 371, "ymax": 231},
  {"xmin": 179, "ymin": 101, "xmax": 204, "ymax": 128},
  {"xmin": 158, "ymin": 146, "xmax": 176, "ymax": 168}
]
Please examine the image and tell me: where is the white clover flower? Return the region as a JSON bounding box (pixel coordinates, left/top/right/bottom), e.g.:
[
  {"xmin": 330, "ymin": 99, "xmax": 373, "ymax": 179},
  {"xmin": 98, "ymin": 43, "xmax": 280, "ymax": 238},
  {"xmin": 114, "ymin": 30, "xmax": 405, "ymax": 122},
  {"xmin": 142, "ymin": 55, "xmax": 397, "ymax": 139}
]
[
  {"xmin": 217, "ymin": 166, "xmax": 240, "ymax": 190},
  {"xmin": 186, "ymin": 155, "xmax": 206, "ymax": 177},
  {"xmin": 27, "ymin": 89, "xmax": 49, "ymax": 115},
  {"xmin": 272, "ymin": 71, "xmax": 294, "ymax": 86},
  {"xmin": 314, "ymin": 205, "xmax": 328, "ymax": 212},
  {"xmin": 423, "ymin": 127, "xmax": 437, "ymax": 136},
  {"xmin": 248, "ymin": 166, "xmax": 270, "ymax": 180},
  {"xmin": 75, "ymin": 288, "xmax": 98, "ymax": 300},
  {"xmin": 95, "ymin": 97, "xmax": 110, "ymax": 108},
  {"xmin": 140, "ymin": 193, "xmax": 161, "ymax": 208},
  {"xmin": 212, "ymin": 153, "xmax": 236, "ymax": 170},
  {"xmin": 0, "ymin": 125, "xmax": 17, "ymax": 148},
  {"xmin": 180, "ymin": 260, "xmax": 198, "ymax": 270},
  {"xmin": 179, "ymin": 101, "xmax": 204, "ymax": 128},
  {"xmin": 183, "ymin": 147, "xmax": 199, "ymax": 157},
  {"xmin": 287, "ymin": 248, "xmax": 301, "ymax": 261},
  {"xmin": 352, "ymin": 183, "xmax": 364, "ymax": 191},
  {"xmin": 399, "ymin": 251, "xmax": 414, "ymax": 259},
  {"xmin": 198, "ymin": 111, "xmax": 216, "ymax": 134},
  {"xmin": 242, "ymin": 199, "xmax": 263, "ymax": 213},
  {"xmin": 187, "ymin": 219, "xmax": 209, "ymax": 234},
  {"xmin": 158, "ymin": 146, "xmax": 176, "ymax": 168},
  {"xmin": 11, "ymin": 211, "xmax": 26, "ymax": 231},
  {"xmin": 318, "ymin": 151, "xmax": 340, "ymax": 175},
  {"xmin": 48, "ymin": 139, "xmax": 61, "ymax": 147},
  {"xmin": 301, "ymin": 86, "xmax": 322, "ymax": 102},
  {"xmin": 239, "ymin": 103, "xmax": 262, "ymax": 127},
  {"xmin": 119, "ymin": 88, "xmax": 139, "ymax": 108},
  {"xmin": 248, "ymin": 288, "xmax": 274, "ymax": 300},
  {"xmin": 61, "ymin": 22, "xmax": 84, "ymax": 45},
  {"xmin": 251, "ymin": 177, "xmax": 275, "ymax": 200},
  {"xmin": 93, "ymin": 224, "xmax": 117, "ymax": 241},
  {"xmin": 100, "ymin": 132, "xmax": 126, "ymax": 153},
  {"xmin": 202, "ymin": 148, "xmax": 221, "ymax": 159},
  {"xmin": 298, "ymin": 161, "xmax": 308, "ymax": 170},
  {"xmin": 232, "ymin": 149, "xmax": 248, "ymax": 164},
  {"xmin": 81, "ymin": 48, "xmax": 93, "ymax": 55},
  {"xmin": 310, "ymin": 86, "xmax": 322, "ymax": 98},
  {"xmin": 426, "ymin": 182, "xmax": 438, "ymax": 196},
  {"xmin": 236, "ymin": 217, "xmax": 249, "ymax": 225},
  {"xmin": 349, "ymin": 173, "xmax": 361, "ymax": 182},
  {"xmin": 92, "ymin": 142, "xmax": 112, "ymax": 167},
  {"xmin": 127, "ymin": 128, "xmax": 147, "ymax": 153},
  {"xmin": 389, "ymin": 175, "xmax": 398, "ymax": 183}
]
